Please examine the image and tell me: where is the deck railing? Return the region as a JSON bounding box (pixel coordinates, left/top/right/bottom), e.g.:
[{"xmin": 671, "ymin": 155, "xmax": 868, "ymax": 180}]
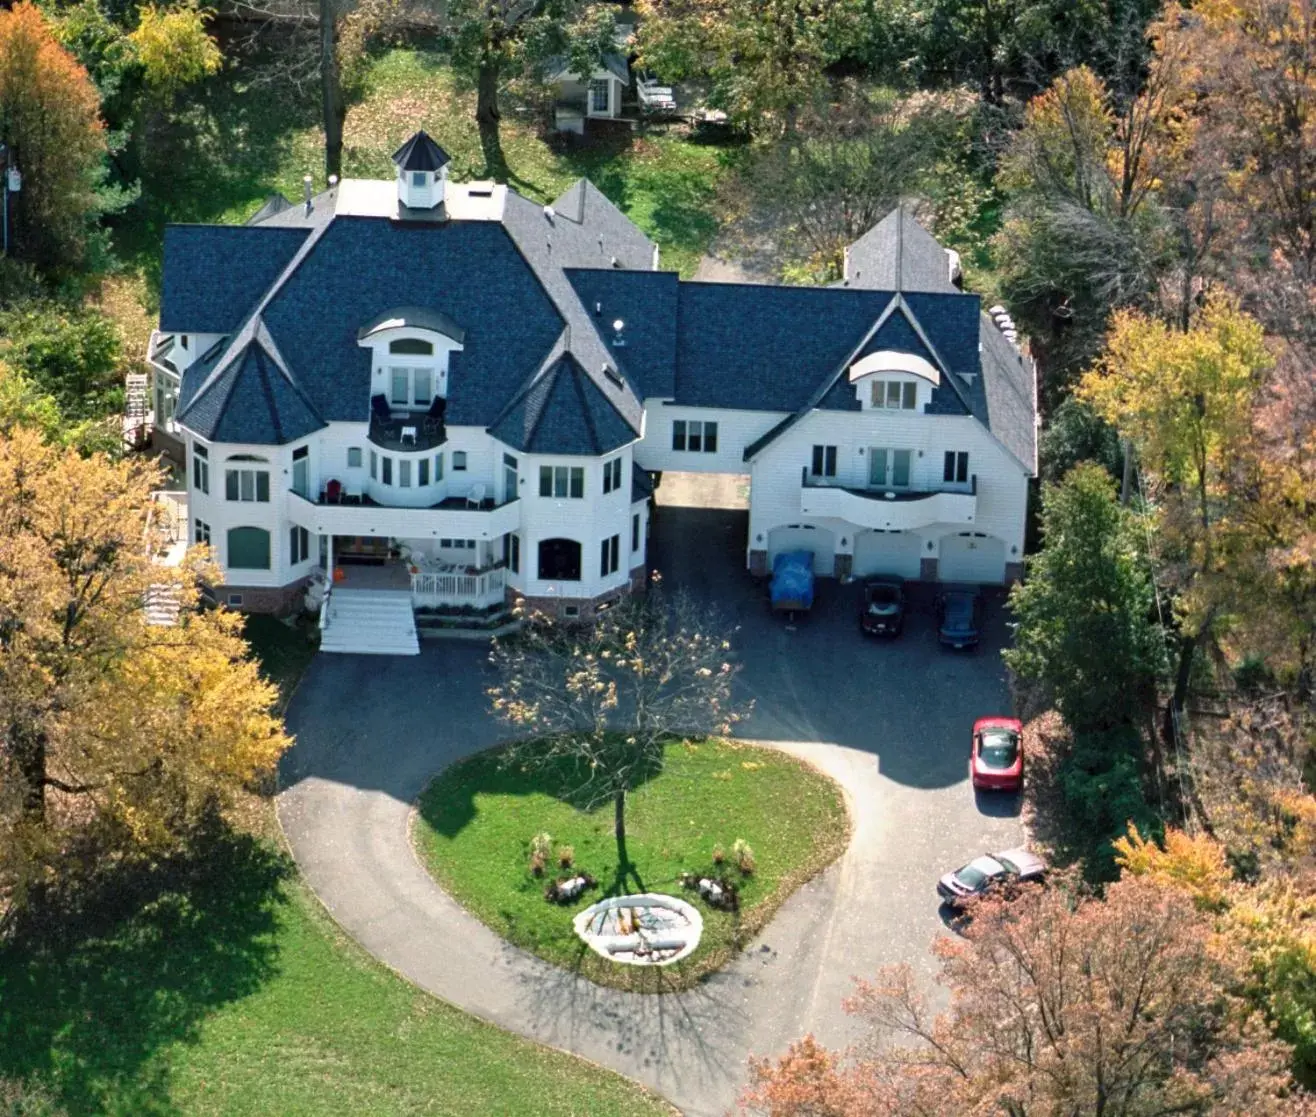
[{"xmin": 411, "ymin": 564, "xmax": 507, "ymax": 609}]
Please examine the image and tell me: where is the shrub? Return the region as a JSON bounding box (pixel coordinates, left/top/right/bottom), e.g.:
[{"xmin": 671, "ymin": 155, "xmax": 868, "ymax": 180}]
[
  {"xmin": 711, "ymin": 843, "xmax": 725, "ymax": 866},
  {"xmin": 732, "ymin": 838, "xmax": 755, "ymax": 875},
  {"xmin": 528, "ymin": 832, "xmax": 552, "ymax": 877},
  {"xmin": 557, "ymin": 844, "xmax": 574, "ymax": 868},
  {"xmin": 529, "ymin": 849, "xmax": 546, "ymax": 876},
  {"xmin": 1061, "ymin": 726, "xmax": 1157, "ymax": 881}
]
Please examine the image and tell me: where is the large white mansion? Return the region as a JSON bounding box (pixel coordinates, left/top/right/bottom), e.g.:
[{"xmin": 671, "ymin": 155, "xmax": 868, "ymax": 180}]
[{"xmin": 149, "ymin": 130, "xmax": 1036, "ymax": 653}]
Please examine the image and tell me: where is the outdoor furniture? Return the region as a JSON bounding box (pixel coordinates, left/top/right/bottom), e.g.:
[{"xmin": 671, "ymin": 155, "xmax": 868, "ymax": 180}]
[
  {"xmin": 370, "ymin": 393, "xmax": 390, "ymax": 422},
  {"xmin": 401, "ymin": 426, "xmax": 417, "ymax": 447},
  {"xmin": 466, "ymin": 483, "xmax": 487, "ymax": 509},
  {"xmin": 325, "ymin": 478, "xmax": 343, "ymax": 503}
]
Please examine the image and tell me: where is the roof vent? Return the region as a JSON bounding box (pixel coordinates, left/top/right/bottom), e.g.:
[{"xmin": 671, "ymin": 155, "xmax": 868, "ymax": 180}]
[
  {"xmin": 303, "ymin": 174, "xmax": 313, "ymax": 216},
  {"xmin": 602, "ymin": 364, "xmax": 624, "ymax": 387},
  {"xmin": 543, "ymin": 204, "xmax": 555, "ymax": 221},
  {"xmin": 468, "ymin": 184, "xmax": 495, "ymax": 197},
  {"xmin": 328, "ymin": 174, "xmax": 339, "ymax": 188},
  {"xmin": 611, "ymin": 319, "xmax": 626, "ymax": 347},
  {"xmin": 610, "ymin": 255, "xmax": 620, "ymax": 268},
  {"xmin": 594, "ymin": 301, "xmax": 602, "ymax": 316}
]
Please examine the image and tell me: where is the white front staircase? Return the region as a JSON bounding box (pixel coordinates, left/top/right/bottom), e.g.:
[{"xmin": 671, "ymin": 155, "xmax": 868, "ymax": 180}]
[{"xmin": 320, "ymin": 588, "xmax": 420, "ymax": 656}]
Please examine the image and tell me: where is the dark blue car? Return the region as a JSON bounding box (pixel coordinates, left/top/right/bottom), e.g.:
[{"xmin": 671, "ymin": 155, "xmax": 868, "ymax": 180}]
[{"xmin": 936, "ymin": 586, "xmax": 982, "ymax": 649}]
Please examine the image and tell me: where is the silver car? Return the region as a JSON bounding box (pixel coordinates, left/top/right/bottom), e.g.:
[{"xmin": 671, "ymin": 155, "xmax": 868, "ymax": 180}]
[{"xmin": 936, "ymin": 847, "xmax": 1046, "ymax": 904}]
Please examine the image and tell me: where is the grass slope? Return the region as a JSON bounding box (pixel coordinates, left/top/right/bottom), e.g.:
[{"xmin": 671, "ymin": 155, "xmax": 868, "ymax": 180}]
[
  {"xmin": 414, "ymin": 739, "xmax": 850, "ymax": 992},
  {"xmin": 117, "ymin": 47, "xmax": 732, "ymax": 286},
  {"xmin": 0, "ymin": 829, "xmax": 673, "ymax": 1117}
]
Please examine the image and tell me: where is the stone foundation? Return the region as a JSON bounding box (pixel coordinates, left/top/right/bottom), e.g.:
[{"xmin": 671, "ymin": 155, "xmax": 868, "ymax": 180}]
[
  {"xmin": 212, "ymin": 575, "xmax": 312, "ymax": 616},
  {"xmin": 1004, "ymin": 561, "xmax": 1024, "ymax": 585},
  {"xmin": 748, "ymin": 549, "xmax": 768, "ymax": 577},
  {"xmin": 919, "ymin": 557, "xmax": 939, "ymax": 581}
]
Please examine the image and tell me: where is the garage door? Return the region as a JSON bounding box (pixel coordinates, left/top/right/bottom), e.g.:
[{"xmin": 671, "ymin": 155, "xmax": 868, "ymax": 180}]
[
  {"xmin": 852, "ymin": 530, "xmax": 923, "ymax": 580},
  {"xmin": 767, "ymin": 524, "xmax": 835, "ymax": 576},
  {"xmin": 939, "ymin": 532, "xmax": 1007, "ymax": 583}
]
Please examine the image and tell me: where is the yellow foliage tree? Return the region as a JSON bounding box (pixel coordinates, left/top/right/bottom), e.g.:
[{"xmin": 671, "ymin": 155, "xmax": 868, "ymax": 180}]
[
  {"xmin": 128, "ymin": 2, "xmax": 221, "ymax": 98},
  {"xmin": 0, "ymin": 427, "xmax": 290, "ymax": 902},
  {"xmin": 1079, "ymin": 295, "xmax": 1273, "ymax": 722},
  {"xmin": 1113, "ymin": 823, "xmax": 1234, "ymax": 911}
]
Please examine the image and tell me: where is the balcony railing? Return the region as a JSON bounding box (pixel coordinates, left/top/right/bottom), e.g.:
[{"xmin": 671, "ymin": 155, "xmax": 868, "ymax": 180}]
[
  {"xmin": 799, "ymin": 469, "xmax": 977, "ymax": 532},
  {"xmin": 411, "ymin": 564, "xmax": 507, "ymax": 608},
  {"xmin": 368, "ymin": 411, "xmax": 447, "ymax": 452},
  {"xmin": 286, "ymin": 490, "xmax": 522, "ymax": 542}
]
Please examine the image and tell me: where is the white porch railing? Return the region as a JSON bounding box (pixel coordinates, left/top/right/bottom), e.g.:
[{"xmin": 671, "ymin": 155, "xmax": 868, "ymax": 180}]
[{"xmin": 411, "ymin": 565, "xmax": 507, "ymax": 609}]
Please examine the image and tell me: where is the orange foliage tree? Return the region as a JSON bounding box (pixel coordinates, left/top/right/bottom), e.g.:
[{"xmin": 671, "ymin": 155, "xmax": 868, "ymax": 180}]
[
  {"xmin": 741, "ymin": 878, "xmax": 1310, "ymax": 1115},
  {"xmin": 0, "ymin": 1, "xmax": 105, "ymax": 272}
]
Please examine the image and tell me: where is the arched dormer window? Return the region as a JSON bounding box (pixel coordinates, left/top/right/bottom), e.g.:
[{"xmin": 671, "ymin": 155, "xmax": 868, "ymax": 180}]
[
  {"xmin": 389, "ymin": 339, "xmax": 433, "ymax": 356},
  {"xmin": 359, "ymin": 309, "xmax": 464, "ymax": 416},
  {"xmin": 849, "ymin": 350, "xmax": 939, "ymax": 413}
]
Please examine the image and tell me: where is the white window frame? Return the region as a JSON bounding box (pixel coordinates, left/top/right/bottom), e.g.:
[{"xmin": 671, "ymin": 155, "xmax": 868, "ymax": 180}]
[
  {"xmin": 192, "ymin": 443, "xmax": 209, "ymax": 494},
  {"xmin": 872, "ymin": 379, "xmax": 918, "ymax": 410}
]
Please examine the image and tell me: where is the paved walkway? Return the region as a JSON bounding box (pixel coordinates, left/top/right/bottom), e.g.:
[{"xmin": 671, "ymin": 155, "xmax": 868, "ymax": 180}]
[{"xmin": 277, "ymin": 508, "xmax": 1023, "ymax": 1115}]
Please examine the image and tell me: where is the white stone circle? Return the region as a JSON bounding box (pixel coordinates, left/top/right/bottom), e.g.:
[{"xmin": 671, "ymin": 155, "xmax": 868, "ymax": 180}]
[{"xmin": 572, "ymin": 893, "xmax": 703, "ymax": 966}]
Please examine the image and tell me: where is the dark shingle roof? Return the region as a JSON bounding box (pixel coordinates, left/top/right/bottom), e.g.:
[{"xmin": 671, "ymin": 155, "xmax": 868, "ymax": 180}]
[
  {"xmin": 489, "ymin": 353, "xmax": 635, "ymax": 455},
  {"xmin": 358, "ymin": 306, "xmax": 465, "ymax": 344},
  {"xmin": 843, "ymin": 206, "xmax": 957, "ymax": 293},
  {"xmin": 564, "ymin": 268, "xmax": 679, "ymax": 399},
  {"xmin": 257, "ymin": 217, "xmax": 564, "ymax": 427},
  {"xmin": 160, "ymin": 225, "xmax": 310, "ymax": 333},
  {"xmin": 391, "ymin": 130, "xmax": 452, "ymax": 172},
  {"xmin": 177, "ymin": 337, "xmax": 324, "ymax": 445}
]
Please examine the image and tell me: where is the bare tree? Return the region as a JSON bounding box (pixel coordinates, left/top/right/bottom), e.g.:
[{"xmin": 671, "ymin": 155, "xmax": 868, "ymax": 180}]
[{"xmin": 487, "ymin": 576, "xmax": 748, "ymax": 888}]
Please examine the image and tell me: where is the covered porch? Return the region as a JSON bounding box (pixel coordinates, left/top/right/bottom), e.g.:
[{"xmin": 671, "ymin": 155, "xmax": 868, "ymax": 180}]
[{"xmin": 326, "ymin": 534, "xmax": 509, "ymax": 611}]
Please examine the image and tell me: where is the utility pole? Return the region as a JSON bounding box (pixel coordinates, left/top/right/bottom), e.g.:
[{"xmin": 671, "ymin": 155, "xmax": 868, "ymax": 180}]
[{"xmin": 0, "ymin": 143, "xmax": 20, "ymax": 257}]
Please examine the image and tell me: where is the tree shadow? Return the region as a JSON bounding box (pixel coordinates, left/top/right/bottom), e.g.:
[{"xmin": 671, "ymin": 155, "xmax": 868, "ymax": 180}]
[{"xmin": 0, "ymin": 813, "xmax": 291, "ymax": 1115}]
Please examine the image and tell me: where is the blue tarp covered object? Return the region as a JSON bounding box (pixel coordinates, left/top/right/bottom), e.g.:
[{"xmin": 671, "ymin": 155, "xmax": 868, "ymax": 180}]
[{"xmin": 770, "ymin": 550, "xmax": 815, "ymax": 611}]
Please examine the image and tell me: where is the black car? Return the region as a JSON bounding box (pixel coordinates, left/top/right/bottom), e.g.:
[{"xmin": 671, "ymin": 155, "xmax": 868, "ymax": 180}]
[
  {"xmin": 860, "ymin": 578, "xmax": 906, "ymax": 636},
  {"xmin": 936, "ymin": 586, "xmax": 982, "ymax": 649}
]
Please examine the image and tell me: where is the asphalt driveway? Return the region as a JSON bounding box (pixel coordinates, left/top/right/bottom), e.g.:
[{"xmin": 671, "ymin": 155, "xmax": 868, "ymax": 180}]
[{"xmin": 278, "ymin": 505, "xmax": 1023, "ymax": 1115}]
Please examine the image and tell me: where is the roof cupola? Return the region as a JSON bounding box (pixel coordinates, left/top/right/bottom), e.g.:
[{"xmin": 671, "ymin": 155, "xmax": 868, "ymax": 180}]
[{"xmin": 392, "ymin": 130, "xmax": 452, "ymax": 210}]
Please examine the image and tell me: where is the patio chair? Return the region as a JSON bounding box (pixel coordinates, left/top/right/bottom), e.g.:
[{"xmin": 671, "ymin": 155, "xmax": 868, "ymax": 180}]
[
  {"xmin": 324, "ymin": 478, "xmax": 342, "ymax": 504},
  {"xmin": 466, "ymin": 482, "xmax": 487, "ymax": 509},
  {"xmin": 370, "ymin": 394, "xmax": 391, "ymax": 423}
]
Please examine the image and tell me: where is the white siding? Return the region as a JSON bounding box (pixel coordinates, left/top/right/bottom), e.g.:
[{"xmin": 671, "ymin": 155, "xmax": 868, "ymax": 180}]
[
  {"xmin": 635, "ymin": 403, "xmax": 787, "ymax": 476},
  {"xmin": 747, "ymin": 411, "xmax": 1028, "ymax": 582}
]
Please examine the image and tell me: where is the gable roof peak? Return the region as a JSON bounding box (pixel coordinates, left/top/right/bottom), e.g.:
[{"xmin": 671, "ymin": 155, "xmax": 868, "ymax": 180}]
[{"xmin": 391, "ymin": 130, "xmax": 452, "ymax": 173}]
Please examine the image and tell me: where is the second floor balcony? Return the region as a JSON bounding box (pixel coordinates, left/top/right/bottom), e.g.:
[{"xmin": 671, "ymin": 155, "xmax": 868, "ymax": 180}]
[
  {"xmin": 799, "ymin": 469, "xmax": 977, "ymax": 532},
  {"xmin": 287, "ymin": 489, "xmax": 522, "ymax": 542},
  {"xmin": 368, "ymin": 394, "xmax": 447, "ymax": 452}
]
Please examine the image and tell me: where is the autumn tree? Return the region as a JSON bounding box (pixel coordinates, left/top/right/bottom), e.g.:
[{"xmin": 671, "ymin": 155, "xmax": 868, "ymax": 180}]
[
  {"xmin": 0, "ymin": 428, "xmax": 290, "ymax": 911},
  {"xmin": 636, "ymin": 0, "xmax": 847, "ymax": 135},
  {"xmin": 487, "ymin": 578, "xmax": 747, "ymax": 884},
  {"xmin": 0, "ymin": 2, "xmax": 107, "ymax": 273},
  {"xmin": 741, "ymin": 877, "xmax": 1309, "ymax": 1115},
  {"xmin": 994, "ymin": 17, "xmax": 1197, "ymax": 399},
  {"xmin": 1118, "ymin": 822, "xmax": 1316, "ymax": 1084},
  {"xmin": 1006, "ymin": 461, "xmax": 1165, "ymax": 732},
  {"xmin": 1079, "ymin": 295, "xmax": 1272, "ymax": 735}
]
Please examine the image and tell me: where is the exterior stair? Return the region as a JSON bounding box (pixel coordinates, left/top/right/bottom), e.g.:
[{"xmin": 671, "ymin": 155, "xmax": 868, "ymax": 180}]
[
  {"xmin": 320, "ymin": 588, "xmax": 420, "ymax": 655},
  {"xmin": 144, "ymin": 584, "xmax": 182, "ymax": 627}
]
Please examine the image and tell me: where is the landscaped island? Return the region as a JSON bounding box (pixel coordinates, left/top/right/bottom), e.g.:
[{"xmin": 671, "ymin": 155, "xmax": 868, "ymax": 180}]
[{"xmin": 412, "ymin": 738, "xmax": 850, "ymax": 992}]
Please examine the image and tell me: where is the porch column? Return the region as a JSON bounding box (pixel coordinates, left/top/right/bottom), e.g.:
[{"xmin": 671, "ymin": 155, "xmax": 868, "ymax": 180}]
[{"xmin": 327, "ymin": 534, "xmax": 334, "ymax": 579}]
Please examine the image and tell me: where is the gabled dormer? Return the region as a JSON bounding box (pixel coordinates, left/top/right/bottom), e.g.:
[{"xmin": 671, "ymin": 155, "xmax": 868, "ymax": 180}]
[
  {"xmin": 357, "ymin": 307, "xmax": 466, "ymax": 415},
  {"xmin": 848, "ymin": 350, "xmax": 940, "ymax": 413},
  {"xmin": 392, "ymin": 130, "xmax": 451, "ymax": 210}
]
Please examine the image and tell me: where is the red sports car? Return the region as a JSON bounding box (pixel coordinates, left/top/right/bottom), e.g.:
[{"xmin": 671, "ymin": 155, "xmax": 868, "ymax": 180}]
[{"xmin": 970, "ymin": 717, "xmax": 1023, "ymax": 791}]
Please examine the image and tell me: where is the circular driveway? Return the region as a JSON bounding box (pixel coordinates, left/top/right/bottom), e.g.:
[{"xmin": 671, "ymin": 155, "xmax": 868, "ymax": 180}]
[{"xmin": 277, "ymin": 507, "xmax": 1023, "ymax": 1116}]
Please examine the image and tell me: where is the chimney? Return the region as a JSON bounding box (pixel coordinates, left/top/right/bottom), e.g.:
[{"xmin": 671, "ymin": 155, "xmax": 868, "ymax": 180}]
[
  {"xmin": 303, "ymin": 174, "xmax": 313, "ymax": 216},
  {"xmin": 611, "ymin": 319, "xmax": 626, "ymax": 347}
]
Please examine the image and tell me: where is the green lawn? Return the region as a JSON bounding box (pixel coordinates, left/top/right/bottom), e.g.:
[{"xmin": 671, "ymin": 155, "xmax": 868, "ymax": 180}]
[
  {"xmin": 115, "ymin": 46, "xmax": 735, "ymax": 289},
  {"xmin": 0, "ymin": 827, "xmax": 673, "ymax": 1117},
  {"xmin": 413, "ymin": 739, "xmax": 850, "ymax": 992},
  {"xmin": 242, "ymin": 613, "xmax": 318, "ymax": 711}
]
